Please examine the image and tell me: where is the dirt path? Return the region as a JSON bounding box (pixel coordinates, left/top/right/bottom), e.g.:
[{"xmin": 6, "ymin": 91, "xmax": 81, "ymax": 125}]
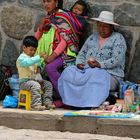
[{"xmin": 0, "ymin": 126, "xmax": 138, "ymax": 140}]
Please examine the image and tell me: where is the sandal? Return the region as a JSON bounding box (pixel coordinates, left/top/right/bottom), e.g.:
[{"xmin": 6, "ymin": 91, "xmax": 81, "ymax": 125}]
[
  {"xmin": 31, "ymin": 105, "xmax": 46, "ymax": 111},
  {"xmin": 45, "ymin": 103, "xmax": 56, "ymax": 110}
]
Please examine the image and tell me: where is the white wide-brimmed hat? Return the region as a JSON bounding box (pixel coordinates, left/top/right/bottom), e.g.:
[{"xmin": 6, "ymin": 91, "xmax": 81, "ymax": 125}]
[{"xmin": 90, "ymin": 11, "xmax": 119, "ymax": 26}]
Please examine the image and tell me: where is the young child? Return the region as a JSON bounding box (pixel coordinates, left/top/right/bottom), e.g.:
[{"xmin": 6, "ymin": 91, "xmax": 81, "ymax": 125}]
[
  {"xmin": 70, "ymin": 0, "xmax": 90, "ymax": 51},
  {"xmin": 16, "ymin": 36, "xmax": 55, "ymax": 111},
  {"xmin": 70, "ymin": 0, "xmax": 90, "ymax": 16}
]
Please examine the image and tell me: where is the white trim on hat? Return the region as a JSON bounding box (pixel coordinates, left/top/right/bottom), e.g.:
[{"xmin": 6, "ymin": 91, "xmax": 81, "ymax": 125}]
[{"xmin": 90, "ymin": 11, "xmax": 119, "ymax": 26}]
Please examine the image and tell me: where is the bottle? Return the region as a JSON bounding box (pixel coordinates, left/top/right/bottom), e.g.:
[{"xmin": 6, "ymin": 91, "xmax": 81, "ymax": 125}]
[{"xmin": 123, "ymin": 89, "xmax": 134, "ymax": 112}]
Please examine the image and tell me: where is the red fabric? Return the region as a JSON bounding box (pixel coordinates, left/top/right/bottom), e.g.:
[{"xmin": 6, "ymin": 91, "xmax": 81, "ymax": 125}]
[
  {"xmin": 53, "ymin": 100, "xmax": 64, "ymax": 108},
  {"xmin": 53, "ymin": 29, "xmax": 67, "ymax": 56}
]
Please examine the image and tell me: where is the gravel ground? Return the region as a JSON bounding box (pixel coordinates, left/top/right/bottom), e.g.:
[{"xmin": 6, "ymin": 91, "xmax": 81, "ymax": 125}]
[{"xmin": 0, "ymin": 126, "xmax": 139, "ymax": 140}]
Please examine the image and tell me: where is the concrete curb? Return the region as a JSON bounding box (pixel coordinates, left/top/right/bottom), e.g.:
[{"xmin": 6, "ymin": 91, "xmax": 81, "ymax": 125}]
[{"xmin": 0, "ymin": 108, "xmax": 140, "ymax": 138}]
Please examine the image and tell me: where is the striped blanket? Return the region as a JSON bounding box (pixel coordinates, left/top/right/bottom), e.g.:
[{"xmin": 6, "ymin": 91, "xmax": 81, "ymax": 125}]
[
  {"xmin": 36, "ymin": 10, "xmax": 87, "ymax": 70},
  {"xmin": 50, "ymin": 10, "xmax": 87, "ymax": 53}
]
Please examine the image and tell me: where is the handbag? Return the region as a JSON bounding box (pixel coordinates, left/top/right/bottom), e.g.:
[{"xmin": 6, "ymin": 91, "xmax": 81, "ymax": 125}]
[{"xmin": 0, "ymin": 64, "xmax": 12, "ymax": 100}]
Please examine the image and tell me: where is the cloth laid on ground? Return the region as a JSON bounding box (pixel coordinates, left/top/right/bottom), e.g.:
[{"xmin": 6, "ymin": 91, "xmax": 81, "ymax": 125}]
[
  {"xmin": 64, "ymin": 110, "xmax": 135, "ymax": 118},
  {"xmin": 58, "ymin": 65, "xmax": 111, "ymax": 107}
]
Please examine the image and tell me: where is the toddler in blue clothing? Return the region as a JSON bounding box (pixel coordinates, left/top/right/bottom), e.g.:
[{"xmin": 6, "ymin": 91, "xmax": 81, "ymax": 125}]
[{"xmin": 16, "ymin": 36, "xmax": 55, "ymax": 111}]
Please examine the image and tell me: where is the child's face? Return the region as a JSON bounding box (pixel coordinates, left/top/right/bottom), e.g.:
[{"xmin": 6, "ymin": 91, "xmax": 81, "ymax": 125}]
[
  {"xmin": 23, "ymin": 46, "xmax": 37, "ymax": 57},
  {"xmin": 72, "ymin": 3, "xmax": 84, "ymax": 15}
]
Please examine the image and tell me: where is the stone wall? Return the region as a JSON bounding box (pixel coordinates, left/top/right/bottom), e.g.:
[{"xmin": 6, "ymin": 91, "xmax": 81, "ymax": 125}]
[{"xmin": 0, "ymin": 0, "xmax": 140, "ymax": 82}]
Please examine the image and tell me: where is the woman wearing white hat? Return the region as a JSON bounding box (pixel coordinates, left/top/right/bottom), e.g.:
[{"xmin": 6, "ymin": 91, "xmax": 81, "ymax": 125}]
[{"xmin": 58, "ymin": 11, "xmax": 127, "ymax": 108}]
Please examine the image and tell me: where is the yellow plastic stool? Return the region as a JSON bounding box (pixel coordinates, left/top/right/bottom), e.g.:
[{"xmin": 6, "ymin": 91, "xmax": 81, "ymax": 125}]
[{"xmin": 18, "ymin": 90, "xmax": 31, "ymax": 110}]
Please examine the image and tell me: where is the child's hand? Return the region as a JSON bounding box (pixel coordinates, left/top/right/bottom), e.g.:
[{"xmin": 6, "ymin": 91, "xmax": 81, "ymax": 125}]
[{"xmin": 40, "ymin": 52, "xmax": 48, "ymax": 59}]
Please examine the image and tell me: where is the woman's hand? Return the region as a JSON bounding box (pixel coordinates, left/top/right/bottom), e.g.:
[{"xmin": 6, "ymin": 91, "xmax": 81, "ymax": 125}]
[
  {"xmin": 87, "ymin": 59, "xmax": 101, "ymax": 68},
  {"xmin": 39, "ymin": 52, "xmax": 47, "ymax": 59},
  {"xmin": 38, "ymin": 18, "xmax": 46, "ymax": 32},
  {"xmin": 39, "ymin": 18, "xmax": 51, "ymax": 32},
  {"xmin": 77, "ymin": 64, "xmax": 84, "ymax": 70},
  {"xmin": 44, "ymin": 52, "xmax": 57, "ymax": 64}
]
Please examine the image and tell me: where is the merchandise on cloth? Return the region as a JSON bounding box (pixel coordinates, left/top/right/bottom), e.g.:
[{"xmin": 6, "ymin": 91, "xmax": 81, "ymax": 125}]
[
  {"xmin": 58, "ymin": 65, "xmax": 111, "ymax": 107},
  {"xmin": 119, "ymin": 80, "xmax": 140, "ymax": 112},
  {"xmin": 64, "ymin": 110, "xmax": 135, "ymax": 118},
  {"xmin": 119, "ymin": 80, "xmax": 137, "ymax": 99}
]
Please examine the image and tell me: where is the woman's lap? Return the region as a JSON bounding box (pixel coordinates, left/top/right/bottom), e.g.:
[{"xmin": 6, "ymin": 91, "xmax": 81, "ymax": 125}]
[{"xmin": 45, "ymin": 57, "xmax": 63, "ymax": 99}]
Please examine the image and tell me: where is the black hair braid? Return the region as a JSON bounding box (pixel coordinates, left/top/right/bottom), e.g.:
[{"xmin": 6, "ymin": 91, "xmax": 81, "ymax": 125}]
[{"xmin": 57, "ymin": 0, "xmax": 63, "ymax": 9}]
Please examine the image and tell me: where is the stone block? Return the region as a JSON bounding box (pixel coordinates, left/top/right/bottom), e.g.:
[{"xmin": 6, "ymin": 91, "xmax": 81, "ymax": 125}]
[
  {"xmin": 1, "ymin": 6, "xmax": 33, "ymax": 40},
  {"xmin": 1, "ymin": 40, "xmax": 19, "ymax": 73}
]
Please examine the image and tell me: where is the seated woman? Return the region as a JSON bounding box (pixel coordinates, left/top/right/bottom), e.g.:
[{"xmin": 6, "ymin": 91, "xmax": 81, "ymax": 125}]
[
  {"xmin": 58, "ymin": 11, "xmax": 127, "ymax": 108},
  {"xmin": 35, "ymin": 0, "xmax": 88, "ymax": 101}
]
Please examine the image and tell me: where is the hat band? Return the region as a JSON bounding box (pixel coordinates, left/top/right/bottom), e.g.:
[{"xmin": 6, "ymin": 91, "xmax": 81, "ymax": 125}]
[{"xmin": 99, "ymin": 17, "xmax": 114, "ymax": 22}]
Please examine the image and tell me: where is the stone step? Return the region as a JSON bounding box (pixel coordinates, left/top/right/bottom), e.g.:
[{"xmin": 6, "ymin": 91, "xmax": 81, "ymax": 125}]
[{"xmin": 0, "ymin": 107, "xmax": 140, "ymax": 139}]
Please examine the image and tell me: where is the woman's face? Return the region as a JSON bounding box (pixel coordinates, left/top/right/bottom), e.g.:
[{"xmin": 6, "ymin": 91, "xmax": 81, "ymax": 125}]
[
  {"xmin": 97, "ymin": 22, "xmax": 113, "ymax": 38},
  {"xmin": 43, "ymin": 0, "xmax": 58, "ymax": 14}
]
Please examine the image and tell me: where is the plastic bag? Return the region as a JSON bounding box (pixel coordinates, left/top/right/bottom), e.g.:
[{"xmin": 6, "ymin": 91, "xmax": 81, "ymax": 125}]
[
  {"xmin": 8, "ymin": 74, "xmax": 20, "ymax": 99},
  {"xmin": 3, "ymin": 95, "xmax": 18, "ymax": 108},
  {"xmin": 119, "ymin": 80, "xmax": 137, "ymax": 99},
  {"xmin": 34, "ymin": 73, "xmax": 43, "ymax": 81}
]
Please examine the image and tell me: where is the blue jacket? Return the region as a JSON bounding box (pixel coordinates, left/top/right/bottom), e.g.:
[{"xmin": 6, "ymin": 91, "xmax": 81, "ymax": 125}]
[{"xmin": 76, "ymin": 32, "xmax": 127, "ymax": 78}]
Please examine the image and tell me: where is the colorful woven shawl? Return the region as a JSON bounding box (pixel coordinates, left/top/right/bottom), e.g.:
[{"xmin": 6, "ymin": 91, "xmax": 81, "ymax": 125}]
[
  {"xmin": 50, "ymin": 10, "xmax": 87, "ymax": 54},
  {"xmin": 36, "ymin": 10, "xmax": 87, "ymax": 69}
]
